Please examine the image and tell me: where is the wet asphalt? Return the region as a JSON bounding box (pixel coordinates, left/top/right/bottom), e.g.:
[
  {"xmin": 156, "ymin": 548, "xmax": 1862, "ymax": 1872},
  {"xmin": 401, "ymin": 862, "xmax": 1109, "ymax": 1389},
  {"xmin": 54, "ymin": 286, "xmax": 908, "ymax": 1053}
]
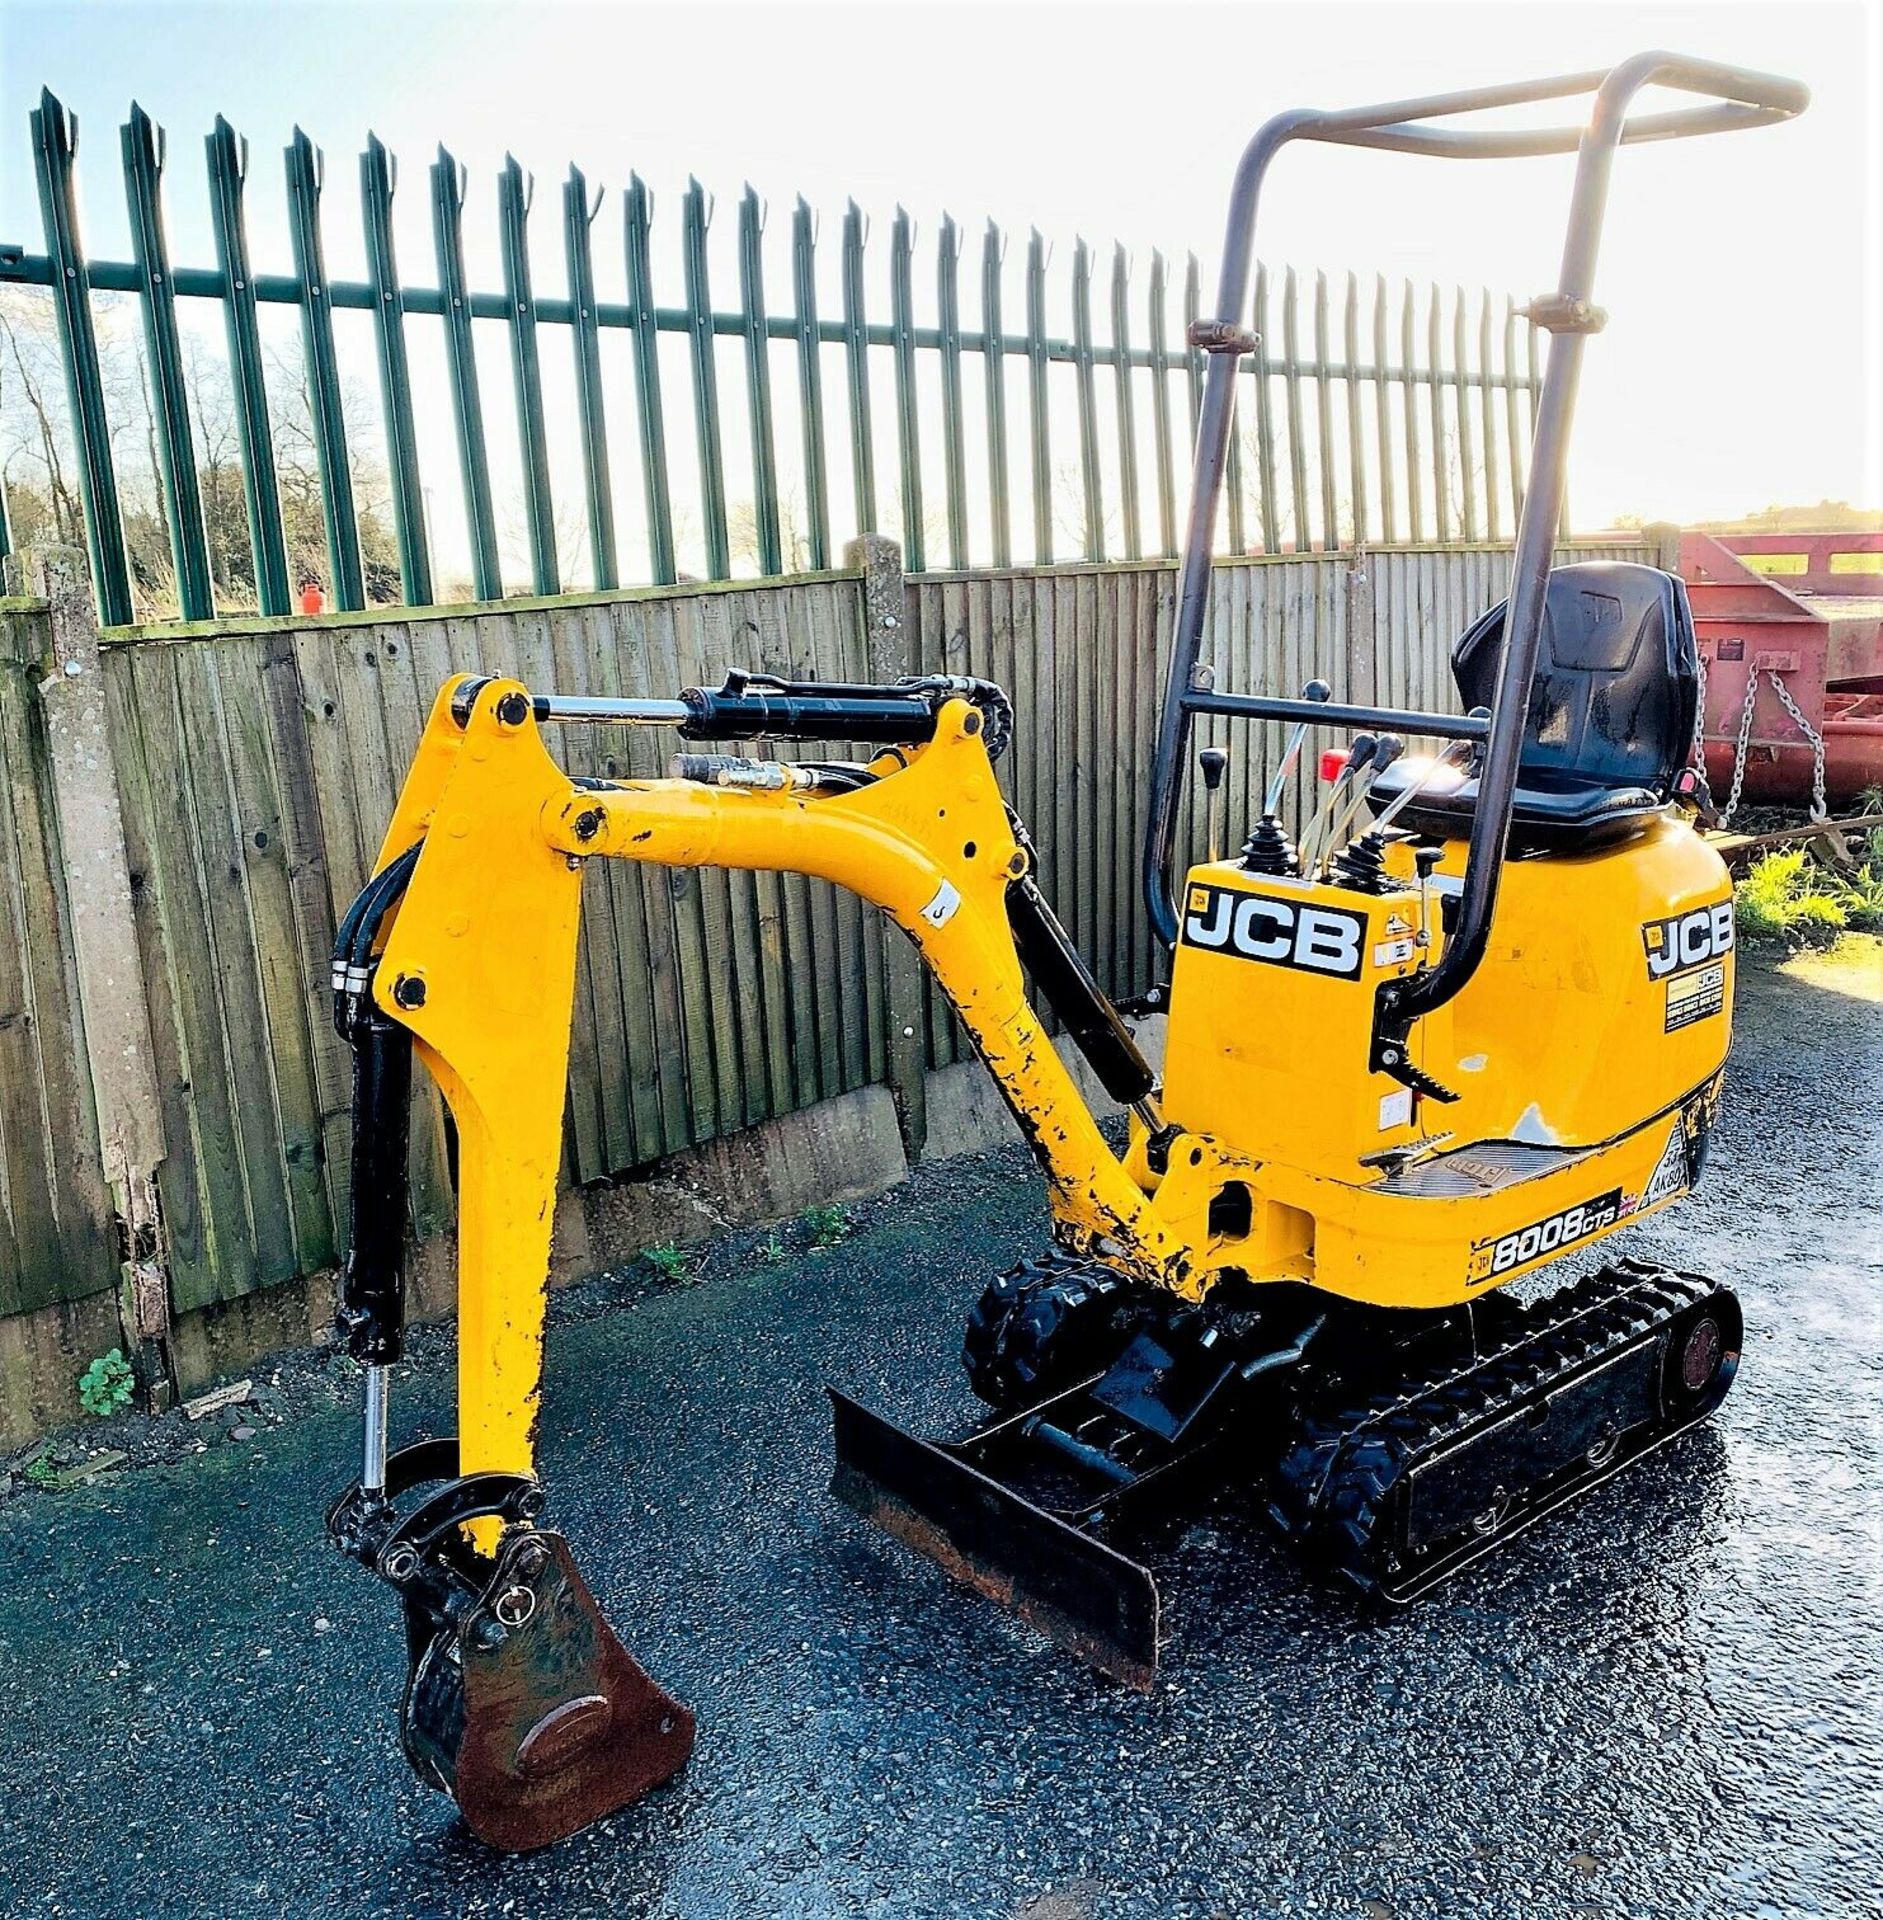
[{"xmin": 0, "ymin": 944, "xmax": 1878, "ymax": 1920}]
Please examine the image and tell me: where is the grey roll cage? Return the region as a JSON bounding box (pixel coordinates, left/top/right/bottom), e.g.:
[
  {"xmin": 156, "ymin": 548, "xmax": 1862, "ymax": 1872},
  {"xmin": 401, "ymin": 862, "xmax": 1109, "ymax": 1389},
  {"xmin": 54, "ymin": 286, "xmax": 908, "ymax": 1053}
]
[{"xmin": 1141, "ymin": 51, "xmax": 1808, "ymax": 1030}]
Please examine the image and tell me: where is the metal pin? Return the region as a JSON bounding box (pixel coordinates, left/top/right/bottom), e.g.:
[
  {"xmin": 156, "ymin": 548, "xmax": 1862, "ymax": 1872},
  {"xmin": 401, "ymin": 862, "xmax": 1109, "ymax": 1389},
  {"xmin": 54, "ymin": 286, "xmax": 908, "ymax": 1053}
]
[{"xmin": 362, "ymin": 1364, "xmax": 390, "ymax": 1499}]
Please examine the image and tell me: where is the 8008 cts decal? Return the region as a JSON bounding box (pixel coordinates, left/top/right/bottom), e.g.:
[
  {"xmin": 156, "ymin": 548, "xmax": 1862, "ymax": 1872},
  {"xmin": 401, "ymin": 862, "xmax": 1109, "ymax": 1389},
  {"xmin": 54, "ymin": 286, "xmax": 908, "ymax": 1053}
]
[{"xmin": 1467, "ymin": 1190, "xmax": 1622, "ymax": 1285}]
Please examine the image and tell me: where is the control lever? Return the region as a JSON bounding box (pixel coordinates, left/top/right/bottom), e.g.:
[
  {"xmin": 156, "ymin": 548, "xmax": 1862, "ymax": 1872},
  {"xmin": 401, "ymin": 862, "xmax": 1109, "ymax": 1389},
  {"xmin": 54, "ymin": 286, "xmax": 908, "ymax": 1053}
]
[
  {"xmin": 1198, "ymin": 747, "xmax": 1229, "ymax": 862},
  {"xmin": 1317, "ymin": 733, "xmax": 1406, "ymax": 872},
  {"xmin": 1296, "ymin": 732, "xmax": 1379, "ymax": 875},
  {"xmin": 1365, "ymin": 725, "xmax": 1483, "ymax": 840},
  {"xmin": 1262, "ymin": 678, "xmax": 1333, "ymax": 818},
  {"xmin": 1241, "ymin": 679, "xmax": 1331, "ymax": 876}
]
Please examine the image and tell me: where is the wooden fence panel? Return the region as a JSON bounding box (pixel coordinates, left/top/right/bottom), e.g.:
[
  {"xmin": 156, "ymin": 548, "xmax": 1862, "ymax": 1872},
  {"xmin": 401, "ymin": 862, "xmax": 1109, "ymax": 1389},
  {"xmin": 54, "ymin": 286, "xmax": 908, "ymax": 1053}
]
[
  {"xmin": 0, "ymin": 604, "xmax": 115, "ymax": 1319},
  {"xmin": 0, "ymin": 541, "xmax": 1655, "ymax": 1349},
  {"xmin": 99, "ymin": 574, "xmax": 874, "ymax": 1311}
]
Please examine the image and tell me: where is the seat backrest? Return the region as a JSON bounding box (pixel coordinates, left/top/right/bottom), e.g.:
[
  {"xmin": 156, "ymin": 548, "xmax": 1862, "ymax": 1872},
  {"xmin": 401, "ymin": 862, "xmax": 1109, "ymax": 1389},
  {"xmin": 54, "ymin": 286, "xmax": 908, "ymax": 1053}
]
[{"xmin": 1451, "ymin": 563, "xmax": 1699, "ymax": 793}]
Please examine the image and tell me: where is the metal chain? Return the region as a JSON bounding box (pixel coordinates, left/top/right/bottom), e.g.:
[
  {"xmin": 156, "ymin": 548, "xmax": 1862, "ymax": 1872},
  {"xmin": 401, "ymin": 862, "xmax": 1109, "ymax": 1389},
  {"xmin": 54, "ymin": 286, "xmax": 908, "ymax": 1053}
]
[
  {"xmin": 1688, "ymin": 645, "xmax": 1717, "ymax": 816},
  {"xmin": 1715, "ymin": 665, "xmax": 1829, "ymax": 827},
  {"xmin": 1765, "ymin": 669, "xmax": 1829, "ymax": 822},
  {"xmin": 1720, "ymin": 668, "xmax": 1761, "ymax": 827}
]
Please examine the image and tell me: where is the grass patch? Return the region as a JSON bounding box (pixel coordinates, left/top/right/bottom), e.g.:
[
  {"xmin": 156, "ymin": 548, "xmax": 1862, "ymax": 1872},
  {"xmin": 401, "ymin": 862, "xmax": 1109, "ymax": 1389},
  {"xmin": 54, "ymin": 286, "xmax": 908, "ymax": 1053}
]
[
  {"xmin": 1736, "ymin": 826, "xmax": 1883, "ymax": 948},
  {"xmin": 799, "ymin": 1203, "xmax": 853, "ymax": 1250}
]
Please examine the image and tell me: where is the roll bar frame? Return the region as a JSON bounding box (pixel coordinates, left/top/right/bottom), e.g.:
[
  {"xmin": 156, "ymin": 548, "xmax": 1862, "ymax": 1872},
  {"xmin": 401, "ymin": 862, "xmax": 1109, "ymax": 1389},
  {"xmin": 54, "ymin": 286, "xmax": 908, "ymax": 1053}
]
[{"xmin": 1141, "ymin": 52, "xmax": 1807, "ymax": 1031}]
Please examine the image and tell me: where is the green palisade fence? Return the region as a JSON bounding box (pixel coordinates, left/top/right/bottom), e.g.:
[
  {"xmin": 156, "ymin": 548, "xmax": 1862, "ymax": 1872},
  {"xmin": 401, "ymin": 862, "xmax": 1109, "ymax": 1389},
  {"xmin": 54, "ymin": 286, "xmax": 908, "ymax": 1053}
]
[{"xmin": 2, "ymin": 88, "xmax": 1547, "ymax": 625}]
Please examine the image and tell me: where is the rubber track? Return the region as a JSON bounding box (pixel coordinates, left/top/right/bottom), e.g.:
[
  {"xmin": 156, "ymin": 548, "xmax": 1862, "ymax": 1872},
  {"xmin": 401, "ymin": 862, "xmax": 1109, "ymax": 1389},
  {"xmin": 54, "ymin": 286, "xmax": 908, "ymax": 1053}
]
[{"xmin": 1270, "ymin": 1258, "xmax": 1728, "ymax": 1600}]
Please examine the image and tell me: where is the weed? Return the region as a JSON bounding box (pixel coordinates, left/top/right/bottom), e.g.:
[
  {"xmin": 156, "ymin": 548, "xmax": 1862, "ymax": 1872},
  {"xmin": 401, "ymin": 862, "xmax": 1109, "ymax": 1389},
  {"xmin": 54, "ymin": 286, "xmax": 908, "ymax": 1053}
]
[
  {"xmin": 643, "ymin": 1241, "xmax": 693, "ymax": 1283},
  {"xmin": 22, "ymin": 1450, "xmax": 57, "ymax": 1489},
  {"xmin": 1736, "ymin": 840, "xmax": 1883, "ymax": 947},
  {"xmin": 752, "ymin": 1232, "xmax": 788, "ymax": 1266},
  {"xmin": 77, "ymin": 1349, "xmax": 135, "ymax": 1418},
  {"xmin": 799, "ymin": 1202, "xmax": 852, "ymax": 1250}
]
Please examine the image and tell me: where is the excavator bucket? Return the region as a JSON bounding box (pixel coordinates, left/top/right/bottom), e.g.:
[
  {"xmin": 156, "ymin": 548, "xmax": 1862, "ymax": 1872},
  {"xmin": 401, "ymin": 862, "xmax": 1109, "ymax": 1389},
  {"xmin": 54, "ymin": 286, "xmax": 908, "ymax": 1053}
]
[
  {"xmin": 329, "ymin": 1442, "xmax": 695, "ymax": 1853},
  {"xmin": 403, "ymin": 1529, "xmax": 696, "ymax": 1852},
  {"xmin": 828, "ymin": 1388, "xmax": 1162, "ymax": 1690}
]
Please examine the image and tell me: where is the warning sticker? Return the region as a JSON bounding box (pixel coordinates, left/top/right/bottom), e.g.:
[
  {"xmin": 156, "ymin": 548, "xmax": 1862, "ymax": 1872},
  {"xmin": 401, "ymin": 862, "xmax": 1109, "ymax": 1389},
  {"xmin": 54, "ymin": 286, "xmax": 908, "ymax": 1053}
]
[{"xmin": 1665, "ymin": 961, "xmax": 1725, "ymax": 1033}]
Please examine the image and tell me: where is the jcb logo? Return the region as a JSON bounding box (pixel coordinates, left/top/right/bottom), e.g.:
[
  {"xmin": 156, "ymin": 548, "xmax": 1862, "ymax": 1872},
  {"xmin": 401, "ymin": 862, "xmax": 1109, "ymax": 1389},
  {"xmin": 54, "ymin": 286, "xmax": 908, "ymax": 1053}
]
[
  {"xmin": 1182, "ymin": 883, "xmax": 1365, "ymax": 980},
  {"xmin": 1642, "ymin": 900, "xmax": 1734, "ymax": 980}
]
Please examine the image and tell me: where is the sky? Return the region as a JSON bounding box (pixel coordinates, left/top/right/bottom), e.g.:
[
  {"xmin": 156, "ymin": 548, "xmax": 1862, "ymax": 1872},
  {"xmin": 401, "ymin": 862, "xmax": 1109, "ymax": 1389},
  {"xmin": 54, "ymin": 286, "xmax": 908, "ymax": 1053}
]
[{"xmin": 0, "ymin": 0, "xmax": 1876, "ymax": 589}]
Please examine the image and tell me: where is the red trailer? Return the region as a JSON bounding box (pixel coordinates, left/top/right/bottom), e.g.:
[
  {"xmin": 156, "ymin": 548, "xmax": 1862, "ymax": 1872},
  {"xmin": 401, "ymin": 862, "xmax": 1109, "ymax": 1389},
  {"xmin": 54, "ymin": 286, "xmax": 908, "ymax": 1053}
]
[{"xmin": 1680, "ymin": 531, "xmax": 1883, "ymax": 811}]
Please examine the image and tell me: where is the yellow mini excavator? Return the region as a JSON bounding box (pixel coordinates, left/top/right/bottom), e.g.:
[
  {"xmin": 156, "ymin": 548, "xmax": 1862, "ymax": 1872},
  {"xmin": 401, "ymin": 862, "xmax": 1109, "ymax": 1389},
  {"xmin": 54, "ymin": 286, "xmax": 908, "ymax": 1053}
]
[{"xmin": 323, "ymin": 55, "xmax": 1805, "ymax": 1850}]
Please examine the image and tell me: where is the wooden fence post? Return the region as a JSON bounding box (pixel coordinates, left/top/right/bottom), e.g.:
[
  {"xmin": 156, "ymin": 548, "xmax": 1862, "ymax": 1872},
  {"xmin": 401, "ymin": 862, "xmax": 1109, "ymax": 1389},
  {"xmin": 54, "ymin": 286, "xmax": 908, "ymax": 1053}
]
[
  {"xmin": 846, "ymin": 532, "xmax": 928, "ymax": 1160},
  {"xmin": 20, "ymin": 548, "xmax": 175, "ymax": 1405},
  {"xmin": 1344, "ymin": 546, "xmax": 1376, "ymax": 705},
  {"xmin": 1645, "ymin": 522, "xmax": 1684, "ymax": 574}
]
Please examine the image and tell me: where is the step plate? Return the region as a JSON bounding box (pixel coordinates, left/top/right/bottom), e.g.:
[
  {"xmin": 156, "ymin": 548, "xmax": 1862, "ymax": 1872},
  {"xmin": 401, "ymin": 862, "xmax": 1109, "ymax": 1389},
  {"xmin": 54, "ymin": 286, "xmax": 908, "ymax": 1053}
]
[{"xmin": 827, "ymin": 1388, "xmax": 1161, "ymax": 1690}]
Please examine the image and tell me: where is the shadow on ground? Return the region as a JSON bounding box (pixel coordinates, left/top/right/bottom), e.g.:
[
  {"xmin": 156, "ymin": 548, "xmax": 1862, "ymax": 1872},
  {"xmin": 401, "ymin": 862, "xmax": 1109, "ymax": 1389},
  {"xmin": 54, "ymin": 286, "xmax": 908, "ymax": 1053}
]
[{"xmin": 0, "ymin": 943, "xmax": 1878, "ymax": 1919}]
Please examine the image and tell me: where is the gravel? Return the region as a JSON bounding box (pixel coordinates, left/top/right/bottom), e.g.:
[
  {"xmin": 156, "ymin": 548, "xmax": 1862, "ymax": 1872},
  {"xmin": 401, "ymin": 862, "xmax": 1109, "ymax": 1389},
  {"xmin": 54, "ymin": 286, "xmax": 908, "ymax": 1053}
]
[{"xmin": 0, "ymin": 940, "xmax": 1876, "ymax": 1920}]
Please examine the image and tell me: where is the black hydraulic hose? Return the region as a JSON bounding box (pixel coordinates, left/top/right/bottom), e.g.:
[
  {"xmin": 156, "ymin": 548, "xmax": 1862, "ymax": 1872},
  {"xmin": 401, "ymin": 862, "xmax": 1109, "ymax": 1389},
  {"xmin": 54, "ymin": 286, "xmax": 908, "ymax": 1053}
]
[
  {"xmin": 1006, "ymin": 854, "xmax": 1156, "ymax": 1109},
  {"xmin": 336, "ymin": 1005, "xmax": 412, "ymax": 1366}
]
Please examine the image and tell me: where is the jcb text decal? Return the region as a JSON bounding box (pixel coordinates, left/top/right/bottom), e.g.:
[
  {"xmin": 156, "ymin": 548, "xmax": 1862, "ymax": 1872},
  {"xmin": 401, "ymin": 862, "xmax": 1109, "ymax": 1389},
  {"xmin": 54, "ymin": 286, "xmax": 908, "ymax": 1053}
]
[
  {"xmin": 1642, "ymin": 901, "xmax": 1734, "ymax": 980},
  {"xmin": 1468, "ymin": 1189, "xmax": 1622, "ymax": 1286},
  {"xmin": 1182, "ymin": 884, "xmax": 1365, "ymax": 980}
]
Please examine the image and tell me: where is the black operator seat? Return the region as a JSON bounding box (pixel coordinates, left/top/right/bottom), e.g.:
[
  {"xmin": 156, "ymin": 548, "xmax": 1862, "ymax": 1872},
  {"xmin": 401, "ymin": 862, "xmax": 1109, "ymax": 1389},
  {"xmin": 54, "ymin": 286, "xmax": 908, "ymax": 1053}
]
[{"xmin": 1367, "ymin": 562, "xmax": 1701, "ymax": 854}]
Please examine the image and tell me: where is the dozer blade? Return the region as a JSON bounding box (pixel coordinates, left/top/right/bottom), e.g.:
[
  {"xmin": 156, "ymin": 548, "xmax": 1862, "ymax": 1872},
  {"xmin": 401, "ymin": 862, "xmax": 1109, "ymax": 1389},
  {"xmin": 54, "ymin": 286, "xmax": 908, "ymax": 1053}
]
[
  {"xmin": 828, "ymin": 1388, "xmax": 1161, "ymax": 1690},
  {"xmin": 402, "ymin": 1528, "xmax": 696, "ymax": 1852}
]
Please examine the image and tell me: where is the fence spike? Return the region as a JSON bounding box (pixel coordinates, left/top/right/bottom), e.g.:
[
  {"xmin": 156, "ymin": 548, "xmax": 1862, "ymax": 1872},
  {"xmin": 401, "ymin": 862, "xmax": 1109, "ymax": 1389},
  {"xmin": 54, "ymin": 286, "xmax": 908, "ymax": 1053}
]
[
  {"xmin": 361, "ymin": 132, "xmax": 432, "ymax": 604},
  {"xmin": 937, "ymin": 212, "xmax": 968, "ymax": 568},
  {"xmin": 1146, "ymin": 250, "xmax": 1176, "ymax": 558},
  {"xmin": 1477, "ymin": 287, "xmax": 1499, "ymax": 544},
  {"xmin": 1427, "ymin": 283, "xmax": 1450, "ymax": 544},
  {"xmin": 791, "ymin": 194, "xmax": 830, "ymax": 569},
  {"xmin": 982, "ymin": 219, "xmax": 1011, "ymax": 568},
  {"xmin": 1372, "ymin": 273, "xmax": 1395, "ymax": 546},
  {"xmin": 501, "ymin": 153, "xmax": 560, "ymax": 594},
  {"xmin": 1453, "ymin": 284, "xmax": 1477, "ymax": 541},
  {"xmin": 1344, "ymin": 269, "xmax": 1367, "ymax": 550},
  {"xmin": 1280, "ymin": 267, "xmax": 1309, "ymax": 550},
  {"xmin": 1071, "ymin": 237, "xmax": 1103, "ymax": 562},
  {"xmin": 1025, "ymin": 229, "xmax": 1052, "ymax": 564},
  {"xmin": 840, "ymin": 198, "xmax": 877, "ymax": 537},
  {"xmin": 1312, "ymin": 269, "xmax": 1336, "ymax": 551},
  {"xmin": 122, "ymin": 101, "xmax": 216, "ymax": 619},
  {"xmin": 431, "ymin": 142, "xmax": 501, "ymax": 599},
  {"xmin": 623, "ymin": 171, "xmax": 676, "ymax": 584},
  {"xmin": 889, "ymin": 205, "xmax": 923, "ymax": 572},
  {"xmin": 1400, "ymin": 277, "xmax": 1423, "ymax": 544},
  {"xmin": 1109, "ymin": 243, "xmax": 1140, "ymax": 563},
  {"xmin": 284, "ymin": 125, "xmax": 363, "ymax": 607},
  {"xmin": 1503, "ymin": 295, "xmax": 1525, "ymax": 526},
  {"xmin": 207, "ymin": 113, "xmax": 290, "ymax": 615},
  {"xmin": 1252, "ymin": 262, "xmax": 1279, "ymax": 556},
  {"xmin": 564, "ymin": 162, "xmax": 618, "ymax": 590},
  {"xmin": 681, "ymin": 175, "xmax": 730, "ymax": 578},
  {"xmin": 738, "ymin": 182, "xmax": 783, "ymax": 576}
]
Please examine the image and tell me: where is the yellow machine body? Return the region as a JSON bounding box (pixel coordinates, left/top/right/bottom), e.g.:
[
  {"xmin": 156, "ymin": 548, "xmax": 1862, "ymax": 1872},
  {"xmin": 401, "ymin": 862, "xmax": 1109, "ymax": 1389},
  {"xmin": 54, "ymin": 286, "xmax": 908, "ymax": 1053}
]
[
  {"xmin": 365, "ymin": 675, "xmax": 1734, "ymax": 1485},
  {"xmin": 1156, "ymin": 820, "xmax": 1734, "ymax": 1309}
]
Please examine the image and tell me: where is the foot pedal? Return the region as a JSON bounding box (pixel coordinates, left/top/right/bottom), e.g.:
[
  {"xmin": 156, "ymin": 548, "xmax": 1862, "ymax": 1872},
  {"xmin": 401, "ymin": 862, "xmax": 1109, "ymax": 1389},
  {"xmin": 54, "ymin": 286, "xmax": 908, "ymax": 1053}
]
[{"xmin": 330, "ymin": 1440, "xmax": 694, "ymax": 1851}]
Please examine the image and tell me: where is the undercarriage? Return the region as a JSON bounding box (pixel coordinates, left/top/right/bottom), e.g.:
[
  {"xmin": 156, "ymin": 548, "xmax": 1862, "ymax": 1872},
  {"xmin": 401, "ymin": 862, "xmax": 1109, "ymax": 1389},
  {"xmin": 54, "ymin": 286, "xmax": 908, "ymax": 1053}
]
[{"xmin": 832, "ymin": 1256, "xmax": 1741, "ymax": 1682}]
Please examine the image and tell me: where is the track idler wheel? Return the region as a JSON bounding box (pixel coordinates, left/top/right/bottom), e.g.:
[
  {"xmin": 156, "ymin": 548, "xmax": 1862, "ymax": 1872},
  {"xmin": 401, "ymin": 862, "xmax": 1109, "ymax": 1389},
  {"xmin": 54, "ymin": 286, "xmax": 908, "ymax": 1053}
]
[
  {"xmin": 963, "ymin": 1254, "xmax": 1145, "ymax": 1410},
  {"xmin": 330, "ymin": 1440, "xmax": 694, "ymax": 1852}
]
